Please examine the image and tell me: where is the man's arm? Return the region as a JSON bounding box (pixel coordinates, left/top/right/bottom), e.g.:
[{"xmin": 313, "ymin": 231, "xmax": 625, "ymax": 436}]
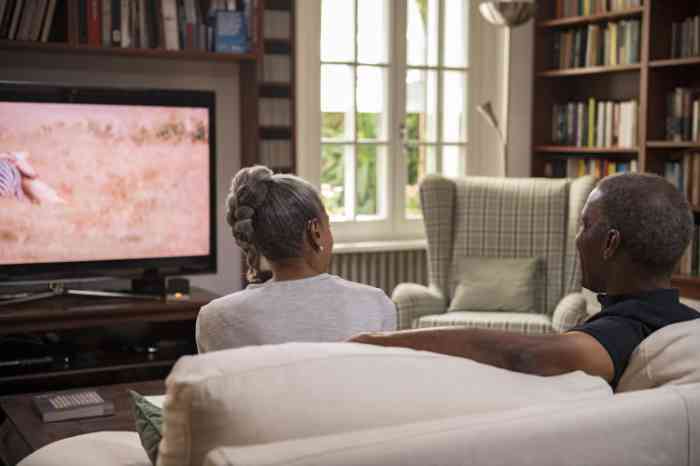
[{"xmin": 349, "ymin": 327, "xmax": 614, "ymax": 382}]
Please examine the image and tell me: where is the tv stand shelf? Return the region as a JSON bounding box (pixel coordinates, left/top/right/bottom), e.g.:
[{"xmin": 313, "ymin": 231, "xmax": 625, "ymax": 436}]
[{"xmin": 0, "ymin": 288, "xmax": 217, "ymax": 395}]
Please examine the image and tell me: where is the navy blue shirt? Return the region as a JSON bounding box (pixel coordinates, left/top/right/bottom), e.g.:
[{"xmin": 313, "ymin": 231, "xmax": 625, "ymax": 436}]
[{"xmin": 572, "ymin": 288, "xmax": 699, "ymax": 389}]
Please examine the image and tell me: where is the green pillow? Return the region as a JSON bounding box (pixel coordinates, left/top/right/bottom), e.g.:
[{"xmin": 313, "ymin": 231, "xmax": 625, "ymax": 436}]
[
  {"xmin": 448, "ymin": 257, "xmax": 542, "ymax": 313},
  {"xmin": 129, "ymin": 390, "xmax": 163, "ymax": 465}
]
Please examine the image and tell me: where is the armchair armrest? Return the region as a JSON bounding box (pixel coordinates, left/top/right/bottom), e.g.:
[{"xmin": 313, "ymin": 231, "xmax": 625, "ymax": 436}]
[
  {"xmin": 552, "ymin": 292, "xmax": 590, "ymax": 333},
  {"xmin": 392, "ymin": 283, "xmax": 447, "ymax": 330}
]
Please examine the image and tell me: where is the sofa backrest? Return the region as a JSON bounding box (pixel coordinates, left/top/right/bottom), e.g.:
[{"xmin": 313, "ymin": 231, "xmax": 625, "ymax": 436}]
[
  {"xmin": 157, "ymin": 342, "xmax": 611, "ymax": 466},
  {"xmin": 618, "ymin": 318, "xmax": 700, "ymax": 392},
  {"xmin": 420, "ymin": 175, "xmax": 595, "ymax": 315},
  {"xmin": 204, "ymin": 384, "xmax": 700, "ymax": 466}
]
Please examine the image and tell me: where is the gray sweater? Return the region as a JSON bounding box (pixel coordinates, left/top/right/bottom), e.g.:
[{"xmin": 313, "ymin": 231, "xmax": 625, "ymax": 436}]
[{"xmin": 196, "ymin": 273, "xmax": 397, "ymax": 353}]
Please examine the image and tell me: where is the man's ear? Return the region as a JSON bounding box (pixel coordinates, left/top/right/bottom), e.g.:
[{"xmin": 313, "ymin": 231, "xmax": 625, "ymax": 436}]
[{"xmin": 603, "ymin": 228, "xmax": 621, "ymax": 261}]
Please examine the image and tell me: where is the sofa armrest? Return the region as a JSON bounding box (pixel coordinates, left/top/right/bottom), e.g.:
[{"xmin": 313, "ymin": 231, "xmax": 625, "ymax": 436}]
[
  {"xmin": 552, "ymin": 292, "xmax": 589, "ymax": 333},
  {"xmin": 392, "ymin": 283, "xmax": 447, "ymax": 330}
]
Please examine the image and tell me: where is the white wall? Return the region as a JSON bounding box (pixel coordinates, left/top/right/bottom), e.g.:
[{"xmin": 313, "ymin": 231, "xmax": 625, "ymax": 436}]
[
  {"xmin": 469, "ymin": 13, "xmax": 534, "ymax": 177},
  {"xmin": 0, "ymin": 51, "xmax": 243, "ymax": 296}
]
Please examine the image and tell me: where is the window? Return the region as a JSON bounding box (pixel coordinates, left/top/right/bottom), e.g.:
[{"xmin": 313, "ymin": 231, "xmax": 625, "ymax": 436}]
[{"xmin": 300, "ymin": 0, "xmax": 470, "ymax": 241}]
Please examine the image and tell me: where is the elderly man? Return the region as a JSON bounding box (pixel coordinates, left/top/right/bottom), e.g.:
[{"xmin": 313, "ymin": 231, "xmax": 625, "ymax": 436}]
[{"xmin": 350, "ymin": 173, "xmax": 700, "ymax": 389}]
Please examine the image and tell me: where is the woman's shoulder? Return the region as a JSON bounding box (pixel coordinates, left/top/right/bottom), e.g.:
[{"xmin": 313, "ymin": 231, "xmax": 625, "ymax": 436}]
[
  {"xmin": 325, "ymin": 275, "xmax": 390, "ymax": 299},
  {"xmin": 199, "ymin": 287, "xmax": 264, "ymax": 318}
]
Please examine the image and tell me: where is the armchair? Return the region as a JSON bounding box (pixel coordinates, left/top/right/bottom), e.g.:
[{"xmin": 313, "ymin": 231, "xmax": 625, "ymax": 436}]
[{"xmin": 393, "ymin": 175, "xmax": 597, "ymax": 333}]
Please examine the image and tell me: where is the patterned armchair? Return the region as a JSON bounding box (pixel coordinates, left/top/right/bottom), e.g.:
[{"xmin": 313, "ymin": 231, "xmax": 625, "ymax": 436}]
[{"xmin": 393, "ymin": 175, "xmax": 597, "ymax": 333}]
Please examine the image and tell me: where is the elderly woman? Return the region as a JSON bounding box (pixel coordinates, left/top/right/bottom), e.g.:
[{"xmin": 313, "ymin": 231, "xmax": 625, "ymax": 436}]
[
  {"xmin": 0, "ymin": 152, "xmax": 64, "ymax": 204},
  {"xmin": 195, "ymin": 165, "xmax": 396, "ymax": 353}
]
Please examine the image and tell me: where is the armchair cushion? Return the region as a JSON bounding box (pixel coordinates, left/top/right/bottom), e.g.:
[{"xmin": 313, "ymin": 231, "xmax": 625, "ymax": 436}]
[
  {"xmin": 416, "ymin": 311, "xmax": 554, "ymax": 334},
  {"xmin": 448, "ymin": 257, "xmax": 542, "ymax": 313},
  {"xmin": 617, "ymin": 319, "xmax": 700, "ymax": 392}
]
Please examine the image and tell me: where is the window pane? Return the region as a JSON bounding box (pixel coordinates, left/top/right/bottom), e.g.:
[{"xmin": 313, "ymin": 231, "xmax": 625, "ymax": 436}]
[
  {"xmin": 356, "ymin": 144, "xmax": 384, "ymax": 217},
  {"xmin": 321, "ymin": 0, "xmax": 355, "ymax": 62},
  {"xmin": 357, "ymin": 66, "xmax": 388, "ymax": 140},
  {"xmin": 405, "ymin": 145, "xmax": 437, "ymax": 218},
  {"xmin": 407, "ymin": 0, "xmax": 439, "ymax": 66},
  {"xmin": 444, "ymin": 0, "xmax": 469, "ymax": 67},
  {"xmin": 442, "ymin": 70, "xmax": 468, "ymax": 142},
  {"xmin": 406, "ymin": 69, "xmax": 438, "ymax": 142},
  {"xmin": 321, "ymin": 144, "xmax": 348, "ymax": 217},
  {"xmin": 322, "ymin": 65, "xmax": 354, "ymax": 140},
  {"xmin": 442, "ymin": 144, "xmax": 466, "ymax": 177},
  {"xmin": 358, "ymin": 0, "xmax": 389, "ymax": 64}
]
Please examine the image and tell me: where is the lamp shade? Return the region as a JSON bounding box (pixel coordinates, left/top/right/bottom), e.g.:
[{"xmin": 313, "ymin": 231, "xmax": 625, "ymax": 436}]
[{"xmin": 479, "ymin": 1, "xmax": 536, "ymax": 28}]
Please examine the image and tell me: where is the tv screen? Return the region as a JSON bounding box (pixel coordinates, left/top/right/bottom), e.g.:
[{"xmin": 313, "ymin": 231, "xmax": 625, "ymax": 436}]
[{"xmin": 0, "ymin": 82, "xmax": 216, "ymax": 283}]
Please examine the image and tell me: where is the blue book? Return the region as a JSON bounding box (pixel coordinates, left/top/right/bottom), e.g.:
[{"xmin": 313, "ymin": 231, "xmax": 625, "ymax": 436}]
[{"xmin": 214, "ymin": 10, "xmax": 248, "ymax": 53}]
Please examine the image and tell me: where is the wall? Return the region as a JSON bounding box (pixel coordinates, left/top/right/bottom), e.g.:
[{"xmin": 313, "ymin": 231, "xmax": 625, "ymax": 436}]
[
  {"xmin": 469, "ymin": 10, "xmax": 534, "ymax": 178},
  {"xmin": 0, "ymin": 51, "xmax": 243, "ymax": 296}
]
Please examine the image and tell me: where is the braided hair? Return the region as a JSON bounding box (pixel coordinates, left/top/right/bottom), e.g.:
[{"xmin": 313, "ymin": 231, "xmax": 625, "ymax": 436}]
[{"xmin": 226, "ymin": 165, "xmax": 325, "ymax": 283}]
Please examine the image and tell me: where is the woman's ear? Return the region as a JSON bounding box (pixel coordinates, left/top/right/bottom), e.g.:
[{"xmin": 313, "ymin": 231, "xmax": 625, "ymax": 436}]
[{"xmin": 306, "ymin": 218, "xmax": 323, "ymax": 253}]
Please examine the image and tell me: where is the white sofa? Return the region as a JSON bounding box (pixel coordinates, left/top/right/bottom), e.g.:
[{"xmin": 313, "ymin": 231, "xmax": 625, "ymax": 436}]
[{"xmin": 19, "ymin": 319, "xmax": 700, "ymax": 466}]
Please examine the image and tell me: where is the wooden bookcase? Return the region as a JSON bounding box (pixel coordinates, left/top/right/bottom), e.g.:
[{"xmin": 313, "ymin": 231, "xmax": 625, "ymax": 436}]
[{"xmin": 532, "ymin": 0, "xmax": 700, "ymax": 299}]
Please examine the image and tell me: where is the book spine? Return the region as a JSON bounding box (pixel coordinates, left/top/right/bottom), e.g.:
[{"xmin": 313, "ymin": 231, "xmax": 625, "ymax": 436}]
[
  {"xmin": 87, "ymin": 0, "xmax": 100, "ymax": 45},
  {"xmin": 111, "ymin": 0, "xmax": 120, "ymax": 46},
  {"xmin": 78, "ymin": 0, "xmax": 87, "ymax": 43},
  {"xmin": 16, "ymin": 0, "xmax": 33, "ymax": 40},
  {"xmin": 39, "ymin": 0, "xmax": 55, "ymax": 41},
  {"xmin": 120, "ymin": 0, "xmax": 129, "ymax": 47},
  {"xmin": 8, "ymin": 0, "xmax": 24, "ymax": 39},
  {"xmin": 161, "ymin": 0, "xmax": 178, "ymax": 50},
  {"xmin": 101, "ymin": 0, "xmax": 111, "ymax": 46}
]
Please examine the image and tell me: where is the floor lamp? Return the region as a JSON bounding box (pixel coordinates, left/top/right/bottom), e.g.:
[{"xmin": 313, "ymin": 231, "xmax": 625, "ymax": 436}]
[{"xmin": 476, "ymin": 1, "xmax": 536, "ymax": 176}]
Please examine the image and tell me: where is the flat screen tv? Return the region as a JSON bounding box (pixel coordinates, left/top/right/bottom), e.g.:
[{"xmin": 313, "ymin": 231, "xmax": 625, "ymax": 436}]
[{"xmin": 0, "ymin": 82, "xmax": 217, "ymax": 291}]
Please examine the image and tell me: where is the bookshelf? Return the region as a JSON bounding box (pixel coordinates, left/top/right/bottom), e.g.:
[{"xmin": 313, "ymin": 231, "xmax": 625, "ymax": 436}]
[{"xmin": 532, "ymin": 0, "xmax": 700, "ymax": 298}]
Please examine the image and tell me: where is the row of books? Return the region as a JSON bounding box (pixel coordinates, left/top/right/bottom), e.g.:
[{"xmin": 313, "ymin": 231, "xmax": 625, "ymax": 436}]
[
  {"xmin": 553, "ymin": 20, "xmax": 640, "ymax": 69},
  {"xmin": 259, "ymin": 98, "xmax": 291, "ymax": 127},
  {"xmin": 544, "ymin": 157, "xmax": 637, "ymax": 179},
  {"xmin": 678, "ymin": 224, "xmax": 700, "ymax": 276},
  {"xmin": 553, "ymin": 0, "xmax": 642, "ymax": 19},
  {"xmin": 263, "ymin": 9, "xmax": 288, "ymax": 40},
  {"xmin": 0, "ymin": 0, "xmax": 253, "ymax": 53},
  {"xmin": 260, "ymin": 140, "xmax": 292, "ymax": 169},
  {"xmin": 664, "ymin": 154, "xmax": 700, "ymax": 207},
  {"xmin": 671, "ymin": 15, "xmax": 700, "ymax": 59},
  {"xmin": 261, "ymin": 54, "xmax": 291, "ymax": 83},
  {"xmin": 552, "ymin": 99, "xmax": 638, "ymax": 148},
  {"xmin": 0, "ymin": 0, "xmax": 58, "ymax": 42},
  {"xmin": 666, "ymin": 88, "xmax": 700, "ymax": 143}
]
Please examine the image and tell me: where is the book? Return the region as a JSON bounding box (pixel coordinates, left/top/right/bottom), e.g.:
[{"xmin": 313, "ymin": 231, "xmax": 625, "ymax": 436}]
[
  {"xmin": 39, "ymin": 0, "xmax": 56, "ymax": 42},
  {"xmin": 7, "ymin": 0, "xmax": 23, "ymax": 39},
  {"xmin": 120, "ymin": 0, "xmax": 129, "ymax": 47},
  {"xmin": 28, "ymin": 0, "xmax": 47, "ymax": 41},
  {"xmin": 161, "ymin": 0, "xmax": 179, "ymax": 50},
  {"xmin": 15, "ymin": 0, "xmax": 33, "ymax": 41},
  {"xmin": 101, "ymin": 0, "xmax": 110, "ymax": 45},
  {"xmin": 33, "ymin": 389, "xmax": 115, "ymax": 423},
  {"xmin": 111, "ymin": 0, "xmax": 121, "ymax": 46},
  {"xmin": 87, "ymin": 0, "xmax": 100, "ymax": 45},
  {"xmin": 214, "ymin": 9, "xmax": 247, "ymax": 53}
]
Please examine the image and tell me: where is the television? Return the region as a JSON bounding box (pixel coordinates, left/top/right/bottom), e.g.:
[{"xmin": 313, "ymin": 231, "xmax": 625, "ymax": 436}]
[{"xmin": 0, "ymin": 81, "xmax": 217, "ymax": 297}]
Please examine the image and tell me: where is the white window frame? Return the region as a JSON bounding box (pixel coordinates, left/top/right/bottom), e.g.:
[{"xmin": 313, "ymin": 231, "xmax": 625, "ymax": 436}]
[{"xmin": 296, "ymin": 0, "xmax": 475, "ymax": 243}]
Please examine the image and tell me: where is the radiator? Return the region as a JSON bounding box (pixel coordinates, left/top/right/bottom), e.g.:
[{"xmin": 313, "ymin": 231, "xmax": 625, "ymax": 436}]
[{"xmin": 330, "ymin": 248, "xmax": 428, "ymax": 297}]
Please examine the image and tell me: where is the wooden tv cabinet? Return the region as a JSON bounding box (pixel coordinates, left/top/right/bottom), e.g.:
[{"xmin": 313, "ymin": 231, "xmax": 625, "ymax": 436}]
[{"xmin": 0, "ymin": 288, "xmax": 217, "ymax": 396}]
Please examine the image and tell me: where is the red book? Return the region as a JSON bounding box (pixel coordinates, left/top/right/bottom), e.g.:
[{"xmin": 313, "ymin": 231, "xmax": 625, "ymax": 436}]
[{"xmin": 87, "ymin": 0, "xmax": 101, "ymax": 45}]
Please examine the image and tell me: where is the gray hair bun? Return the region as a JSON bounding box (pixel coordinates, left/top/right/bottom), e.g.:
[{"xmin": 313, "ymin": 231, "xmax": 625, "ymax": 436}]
[{"xmin": 226, "ymin": 165, "xmax": 274, "ymax": 245}]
